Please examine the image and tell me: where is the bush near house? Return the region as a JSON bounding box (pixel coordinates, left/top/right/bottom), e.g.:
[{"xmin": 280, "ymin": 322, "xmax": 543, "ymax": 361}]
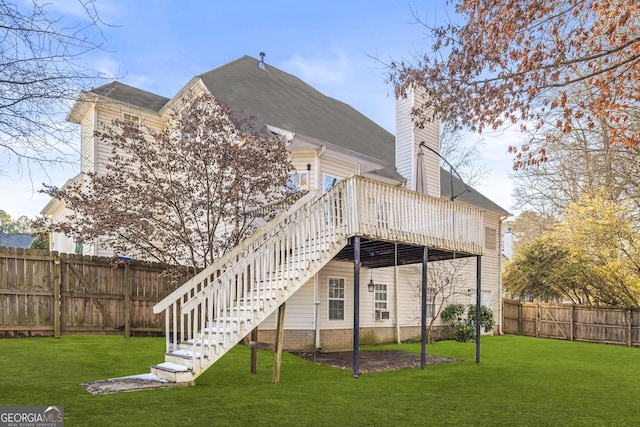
[{"xmin": 441, "ymin": 303, "xmax": 495, "ymax": 342}]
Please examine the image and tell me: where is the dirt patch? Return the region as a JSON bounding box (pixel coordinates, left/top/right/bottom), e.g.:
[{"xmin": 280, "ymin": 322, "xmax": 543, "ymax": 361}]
[{"xmin": 291, "ymin": 350, "xmax": 463, "ymax": 374}]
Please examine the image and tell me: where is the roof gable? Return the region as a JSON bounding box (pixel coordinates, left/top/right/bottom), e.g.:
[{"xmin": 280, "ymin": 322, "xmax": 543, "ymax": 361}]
[
  {"xmin": 90, "ymin": 81, "xmax": 170, "ymax": 112},
  {"xmin": 199, "ymin": 56, "xmax": 395, "ymax": 164}
]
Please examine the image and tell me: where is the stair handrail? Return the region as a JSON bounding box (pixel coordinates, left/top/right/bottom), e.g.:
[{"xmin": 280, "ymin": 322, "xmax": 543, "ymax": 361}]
[
  {"xmin": 180, "ymin": 177, "xmax": 356, "ymax": 313},
  {"xmin": 154, "ymin": 189, "xmax": 321, "ymax": 314},
  {"xmin": 177, "ymin": 178, "xmax": 354, "ymax": 375}
]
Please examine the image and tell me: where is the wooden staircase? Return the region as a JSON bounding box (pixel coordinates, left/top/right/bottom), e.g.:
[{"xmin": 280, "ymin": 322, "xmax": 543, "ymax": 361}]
[
  {"xmin": 150, "ymin": 181, "xmax": 353, "ymax": 383},
  {"xmin": 150, "ymin": 175, "xmax": 485, "ymax": 383}
]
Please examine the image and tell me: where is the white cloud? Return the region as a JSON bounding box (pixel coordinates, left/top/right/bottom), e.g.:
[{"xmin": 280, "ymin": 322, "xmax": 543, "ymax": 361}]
[{"xmin": 283, "ymin": 50, "xmax": 353, "ymax": 86}]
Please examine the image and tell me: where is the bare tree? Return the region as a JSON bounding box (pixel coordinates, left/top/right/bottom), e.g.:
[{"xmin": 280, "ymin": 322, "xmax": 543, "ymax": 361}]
[
  {"xmin": 407, "ymin": 258, "xmax": 471, "ymax": 343},
  {"xmin": 1, "ymin": 0, "xmax": 107, "ymax": 173},
  {"xmin": 440, "ymin": 122, "xmax": 488, "ymax": 188},
  {"xmin": 42, "ymin": 92, "xmax": 297, "ymax": 274}
]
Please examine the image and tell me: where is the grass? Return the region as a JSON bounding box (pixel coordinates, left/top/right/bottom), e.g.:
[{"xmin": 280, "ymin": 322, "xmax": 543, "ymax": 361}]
[{"xmin": 0, "ymin": 335, "xmax": 639, "ymax": 426}]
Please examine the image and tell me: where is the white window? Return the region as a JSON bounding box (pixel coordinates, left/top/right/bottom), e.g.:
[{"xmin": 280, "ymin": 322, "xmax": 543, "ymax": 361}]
[
  {"xmin": 374, "ymin": 283, "xmax": 388, "ymax": 311},
  {"xmin": 485, "ymin": 227, "xmax": 497, "ymax": 251},
  {"xmin": 374, "ymin": 283, "xmax": 390, "ymax": 320},
  {"xmin": 470, "ymin": 290, "xmax": 492, "ymax": 308},
  {"xmin": 123, "ymin": 113, "xmax": 140, "ymax": 127},
  {"xmin": 426, "ymin": 286, "xmax": 437, "ymax": 319},
  {"xmin": 287, "ymin": 172, "xmax": 308, "ymax": 192},
  {"xmin": 328, "ymin": 277, "xmax": 345, "ymax": 321},
  {"xmin": 323, "ymin": 174, "xmax": 343, "ymax": 226},
  {"xmin": 323, "ymin": 174, "xmax": 341, "ymax": 193}
]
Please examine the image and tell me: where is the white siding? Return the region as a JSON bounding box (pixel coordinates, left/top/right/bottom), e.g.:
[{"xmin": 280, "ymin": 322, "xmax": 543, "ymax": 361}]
[
  {"xmin": 48, "ymin": 205, "xmax": 77, "ymax": 254},
  {"xmin": 319, "ymin": 153, "xmax": 359, "ymax": 187},
  {"xmin": 395, "ymin": 92, "xmax": 414, "ymax": 187},
  {"xmin": 395, "ymin": 87, "xmax": 441, "ymax": 197},
  {"xmin": 93, "ymin": 102, "xmax": 167, "ymax": 176},
  {"xmin": 289, "ymin": 151, "xmax": 317, "ymax": 190},
  {"xmin": 80, "ymin": 107, "xmax": 95, "ymax": 173}
]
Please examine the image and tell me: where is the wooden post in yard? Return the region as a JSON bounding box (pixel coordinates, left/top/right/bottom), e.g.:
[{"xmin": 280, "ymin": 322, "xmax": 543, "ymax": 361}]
[
  {"xmin": 251, "ymin": 327, "xmax": 259, "ymax": 374},
  {"xmin": 628, "ymin": 310, "xmax": 633, "ymax": 347},
  {"xmin": 272, "ymin": 303, "xmax": 286, "ymax": 384},
  {"xmin": 124, "ymin": 263, "xmax": 131, "ymax": 338},
  {"xmin": 570, "ymin": 305, "xmax": 575, "ymax": 342},
  {"xmin": 53, "ymin": 253, "xmax": 61, "ymax": 339}
]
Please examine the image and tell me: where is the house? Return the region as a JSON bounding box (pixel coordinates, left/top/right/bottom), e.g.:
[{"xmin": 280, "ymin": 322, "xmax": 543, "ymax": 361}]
[
  {"xmin": 42, "ymin": 55, "xmax": 509, "ymax": 382},
  {"xmin": 0, "ymin": 230, "xmax": 34, "ymax": 249}
]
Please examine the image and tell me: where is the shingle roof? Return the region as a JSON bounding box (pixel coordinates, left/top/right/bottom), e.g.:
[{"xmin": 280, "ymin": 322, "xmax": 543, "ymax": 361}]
[
  {"xmin": 83, "ymin": 56, "xmax": 509, "ymax": 215},
  {"xmin": 0, "ymin": 231, "xmax": 35, "ymax": 249},
  {"xmin": 440, "ymin": 169, "xmax": 510, "ymax": 215},
  {"xmin": 90, "ymin": 81, "xmax": 170, "ymax": 112},
  {"xmin": 199, "ymin": 55, "xmax": 395, "ymax": 164}
]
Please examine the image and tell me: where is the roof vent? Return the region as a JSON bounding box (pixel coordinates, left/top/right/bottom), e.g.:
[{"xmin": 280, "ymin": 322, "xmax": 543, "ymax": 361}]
[{"xmin": 259, "ymin": 52, "xmax": 266, "ymax": 70}]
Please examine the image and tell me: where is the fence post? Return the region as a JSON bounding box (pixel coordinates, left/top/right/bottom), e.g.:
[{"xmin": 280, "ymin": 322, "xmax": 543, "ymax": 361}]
[
  {"xmin": 124, "ymin": 263, "xmax": 131, "ymax": 338},
  {"xmin": 628, "ymin": 310, "xmax": 633, "ymax": 348},
  {"xmin": 53, "ymin": 253, "xmax": 61, "ymax": 339},
  {"xmin": 536, "ymin": 302, "xmax": 540, "ymax": 337},
  {"xmin": 517, "ymin": 303, "xmax": 523, "ymax": 336},
  {"xmin": 570, "ymin": 305, "xmax": 575, "ymax": 342}
]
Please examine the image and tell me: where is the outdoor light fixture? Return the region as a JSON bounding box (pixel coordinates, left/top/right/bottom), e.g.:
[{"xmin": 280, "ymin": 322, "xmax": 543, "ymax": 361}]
[{"xmin": 368, "ymin": 270, "xmax": 375, "ymax": 293}]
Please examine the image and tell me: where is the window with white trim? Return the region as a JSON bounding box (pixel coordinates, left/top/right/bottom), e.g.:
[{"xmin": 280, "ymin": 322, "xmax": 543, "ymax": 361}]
[
  {"xmin": 328, "ymin": 277, "xmax": 345, "ymax": 321},
  {"xmin": 426, "ymin": 286, "xmax": 437, "ymax": 319},
  {"xmin": 123, "ymin": 113, "xmax": 140, "ymax": 127},
  {"xmin": 323, "ymin": 174, "xmax": 341, "ymax": 193},
  {"xmin": 470, "ymin": 290, "xmax": 492, "ymax": 308},
  {"xmin": 287, "ymin": 172, "xmax": 308, "ymax": 192},
  {"xmin": 485, "ymin": 227, "xmax": 497, "ymax": 251},
  {"xmin": 374, "ymin": 283, "xmax": 388, "ymax": 311}
]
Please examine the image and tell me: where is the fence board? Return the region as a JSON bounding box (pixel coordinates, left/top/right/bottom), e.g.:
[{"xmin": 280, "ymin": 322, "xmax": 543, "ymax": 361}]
[
  {"xmin": 503, "ymin": 299, "xmax": 640, "ymax": 348},
  {"xmin": 0, "ymin": 247, "xmax": 182, "ymax": 337}
]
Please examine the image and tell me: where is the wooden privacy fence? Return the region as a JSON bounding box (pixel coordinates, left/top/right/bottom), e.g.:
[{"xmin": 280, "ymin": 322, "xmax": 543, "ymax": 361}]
[
  {"xmin": 503, "ymin": 299, "xmax": 640, "ymax": 347},
  {"xmin": 0, "ymin": 247, "xmax": 181, "ymax": 338}
]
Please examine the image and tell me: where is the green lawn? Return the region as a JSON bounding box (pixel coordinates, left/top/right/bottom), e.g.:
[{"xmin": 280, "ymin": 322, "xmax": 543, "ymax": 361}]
[{"xmin": 0, "ymin": 335, "xmax": 638, "ymax": 426}]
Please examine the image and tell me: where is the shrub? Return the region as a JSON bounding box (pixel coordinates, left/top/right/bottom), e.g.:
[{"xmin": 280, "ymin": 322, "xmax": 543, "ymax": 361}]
[{"xmin": 441, "ymin": 303, "xmax": 495, "ymax": 342}]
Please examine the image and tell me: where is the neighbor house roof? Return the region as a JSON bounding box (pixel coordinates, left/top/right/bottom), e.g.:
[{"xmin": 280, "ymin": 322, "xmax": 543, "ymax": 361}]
[
  {"xmin": 0, "ymin": 231, "xmax": 34, "ymax": 249},
  {"xmin": 198, "ymin": 55, "xmax": 395, "ymax": 165}
]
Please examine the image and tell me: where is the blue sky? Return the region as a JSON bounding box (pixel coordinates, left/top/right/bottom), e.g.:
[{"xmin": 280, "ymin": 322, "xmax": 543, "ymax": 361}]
[{"xmin": 1, "ymin": 0, "xmax": 518, "ymax": 219}]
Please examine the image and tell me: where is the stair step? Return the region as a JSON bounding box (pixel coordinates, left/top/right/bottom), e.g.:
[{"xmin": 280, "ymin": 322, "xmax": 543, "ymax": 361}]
[
  {"xmin": 183, "ymin": 338, "xmax": 218, "ymax": 346},
  {"xmin": 150, "ymin": 362, "xmax": 194, "ymax": 383},
  {"xmin": 153, "ymin": 362, "xmax": 189, "ymax": 372},
  {"xmin": 215, "ymin": 316, "xmax": 246, "ymax": 323},
  {"xmin": 226, "ymin": 305, "xmax": 259, "ymax": 312},
  {"xmin": 202, "ymin": 326, "xmax": 234, "ymax": 334},
  {"xmin": 168, "ymin": 349, "xmax": 202, "ymax": 359}
]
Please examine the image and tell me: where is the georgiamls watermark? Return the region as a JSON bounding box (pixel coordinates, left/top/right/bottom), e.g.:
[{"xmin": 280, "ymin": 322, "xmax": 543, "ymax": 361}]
[{"xmin": 0, "ymin": 406, "xmax": 63, "ymax": 427}]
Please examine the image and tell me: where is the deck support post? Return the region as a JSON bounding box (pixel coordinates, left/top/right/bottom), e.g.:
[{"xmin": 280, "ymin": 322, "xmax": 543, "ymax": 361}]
[
  {"xmin": 421, "ymin": 247, "xmax": 428, "ymax": 369},
  {"xmin": 251, "ymin": 327, "xmax": 258, "ymax": 374},
  {"xmin": 476, "ymin": 255, "xmax": 482, "ymax": 364},
  {"xmin": 353, "ymin": 236, "xmax": 361, "ymax": 378},
  {"xmin": 272, "ymin": 303, "xmax": 286, "ymax": 384}
]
